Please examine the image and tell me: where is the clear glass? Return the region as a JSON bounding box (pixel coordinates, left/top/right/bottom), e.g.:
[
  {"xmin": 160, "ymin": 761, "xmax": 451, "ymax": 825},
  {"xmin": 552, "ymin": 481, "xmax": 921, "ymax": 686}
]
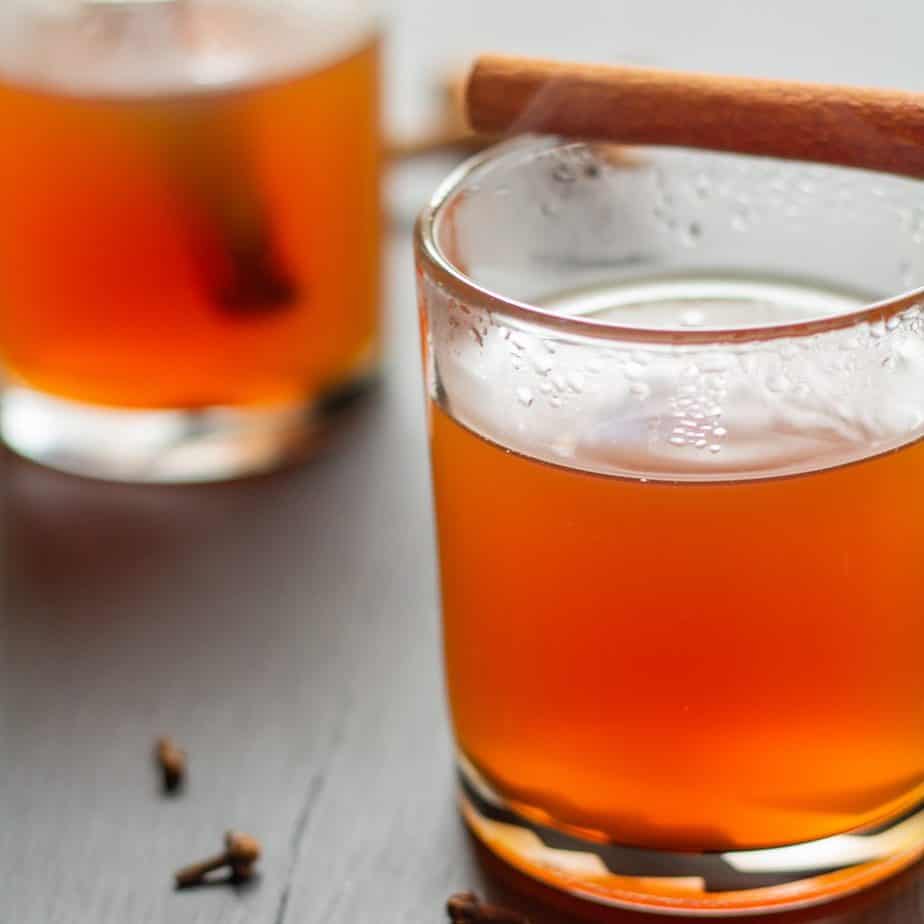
[
  {"xmin": 0, "ymin": 0, "xmax": 381, "ymax": 482},
  {"xmin": 415, "ymin": 137, "xmax": 924, "ymax": 915}
]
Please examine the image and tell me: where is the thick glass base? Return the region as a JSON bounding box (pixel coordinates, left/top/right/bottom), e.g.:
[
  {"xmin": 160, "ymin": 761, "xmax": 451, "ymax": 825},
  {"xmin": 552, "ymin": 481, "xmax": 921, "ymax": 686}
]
[
  {"xmin": 459, "ymin": 760, "xmax": 924, "ymax": 917},
  {"xmin": 0, "ymin": 378, "xmax": 373, "ymax": 483}
]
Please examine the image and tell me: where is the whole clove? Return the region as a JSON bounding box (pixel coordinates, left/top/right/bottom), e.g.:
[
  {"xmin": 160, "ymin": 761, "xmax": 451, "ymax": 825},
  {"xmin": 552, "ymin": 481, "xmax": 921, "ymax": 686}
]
[
  {"xmin": 175, "ymin": 830, "xmax": 262, "ymax": 888},
  {"xmin": 447, "ymin": 891, "xmax": 530, "ymax": 924},
  {"xmin": 155, "ymin": 736, "xmax": 186, "ymax": 792}
]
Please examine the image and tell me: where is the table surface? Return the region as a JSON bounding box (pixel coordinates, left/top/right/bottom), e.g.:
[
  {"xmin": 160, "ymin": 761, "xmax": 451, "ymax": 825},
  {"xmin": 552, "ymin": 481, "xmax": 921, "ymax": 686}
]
[{"xmin": 3, "ymin": 2, "xmax": 924, "ymax": 921}]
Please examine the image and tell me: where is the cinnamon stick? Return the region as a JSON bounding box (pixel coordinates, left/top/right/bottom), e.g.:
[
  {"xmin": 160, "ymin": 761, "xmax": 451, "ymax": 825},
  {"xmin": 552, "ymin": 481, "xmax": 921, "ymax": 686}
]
[{"xmin": 466, "ymin": 54, "xmax": 924, "ymax": 179}]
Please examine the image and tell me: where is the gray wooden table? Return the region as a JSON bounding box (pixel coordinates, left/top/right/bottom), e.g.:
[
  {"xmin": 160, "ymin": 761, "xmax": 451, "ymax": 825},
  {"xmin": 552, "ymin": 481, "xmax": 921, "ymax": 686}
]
[{"xmin": 2, "ymin": 1, "xmax": 924, "ymax": 921}]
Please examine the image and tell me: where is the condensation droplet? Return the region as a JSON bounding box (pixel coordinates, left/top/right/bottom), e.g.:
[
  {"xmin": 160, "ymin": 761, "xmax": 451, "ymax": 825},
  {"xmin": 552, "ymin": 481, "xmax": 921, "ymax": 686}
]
[
  {"xmin": 708, "ymin": 443, "xmax": 722, "ymax": 453},
  {"xmin": 766, "ymin": 374, "xmax": 789, "ymax": 393},
  {"xmin": 539, "ymin": 382, "xmax": 553, "ymax": 394},
  {"xmin": 567, "ymin": 372, "xmax": 584, "ymax": 393},
  {"xmin": 669, "ymin": 435, "xmax": 686, "ymax": 446},
  {"xmin": 630, "ymin": 382, "xmax": 650, "ymax": 399},
  {"xmin": 516, "ymin": 387, "xmax": 534, "ymax": 407},
  {"xmin": 713, "ymin": 426, "xmax": 728, "ymax": 438}
]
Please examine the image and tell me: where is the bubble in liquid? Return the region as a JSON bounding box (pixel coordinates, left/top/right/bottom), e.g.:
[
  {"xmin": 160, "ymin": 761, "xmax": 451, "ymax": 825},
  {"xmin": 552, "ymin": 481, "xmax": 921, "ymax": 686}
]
[{"xmin": 516, "ymin": 387, "xmax": 534, "ymax": 407}]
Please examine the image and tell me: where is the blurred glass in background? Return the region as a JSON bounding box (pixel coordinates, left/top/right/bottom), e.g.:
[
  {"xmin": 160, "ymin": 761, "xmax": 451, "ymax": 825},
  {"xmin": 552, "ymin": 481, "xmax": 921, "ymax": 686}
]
[{"xmin": 0, "ymin": 0, "xmax": 382, "ymax": 482}]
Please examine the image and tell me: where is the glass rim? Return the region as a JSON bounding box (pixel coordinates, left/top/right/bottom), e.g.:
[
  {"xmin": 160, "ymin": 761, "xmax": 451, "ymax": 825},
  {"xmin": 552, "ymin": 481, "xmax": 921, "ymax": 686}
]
[{"xmin": 414, "ymin": 136, "xmax": 924, "ymax": 345}]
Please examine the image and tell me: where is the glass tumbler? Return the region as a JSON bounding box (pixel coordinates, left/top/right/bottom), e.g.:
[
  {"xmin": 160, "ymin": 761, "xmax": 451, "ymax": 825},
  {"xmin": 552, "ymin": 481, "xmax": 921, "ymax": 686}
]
[
  {"xmin": 0, "ymin": 0, "xmax": 381, "ymax": 482},
  {"xmin": 415, "ymin": 137, "xmax": 924, "ymax": 915}
]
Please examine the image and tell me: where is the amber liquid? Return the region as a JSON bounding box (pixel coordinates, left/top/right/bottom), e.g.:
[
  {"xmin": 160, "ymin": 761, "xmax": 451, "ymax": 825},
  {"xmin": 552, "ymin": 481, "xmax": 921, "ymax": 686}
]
[
  {"xmin": 431, "ymin": 400, "xmax": 924, "ymax": 852},
  {"xmin": 0, "ymin": 5, "xmax": 380, "ymax": 408}
]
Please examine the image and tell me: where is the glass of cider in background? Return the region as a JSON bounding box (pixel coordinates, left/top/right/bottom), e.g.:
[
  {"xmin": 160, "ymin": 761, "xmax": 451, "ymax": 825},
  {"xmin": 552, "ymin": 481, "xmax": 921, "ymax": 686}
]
[
  {"xmin": 0, "ymin": 0, "xmax": 381, "ymax": 481},
  {"xmin": 416, "ymin": 138, "xmax": 924, "ymax": 915}
]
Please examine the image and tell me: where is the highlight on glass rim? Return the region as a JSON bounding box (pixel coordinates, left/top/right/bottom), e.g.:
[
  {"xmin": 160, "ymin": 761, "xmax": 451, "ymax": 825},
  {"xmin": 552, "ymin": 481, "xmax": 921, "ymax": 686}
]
[{"xmin": 2, "ymin": 3, "xmax": 924, "ymax": 923}]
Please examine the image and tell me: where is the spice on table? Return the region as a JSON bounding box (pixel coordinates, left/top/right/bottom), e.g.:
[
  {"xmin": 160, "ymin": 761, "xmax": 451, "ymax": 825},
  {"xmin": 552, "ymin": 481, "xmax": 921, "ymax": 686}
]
[
  {"xmin": 154, "ymin": 736, "xmax": 186, "ymax": 792},
  {"xmin": 174, "ymin": 830, "xmax": 262, "ymax": 888},
  {"xmin": 447, "ymin": 891, "xmax": 530, "ymax": 924}
]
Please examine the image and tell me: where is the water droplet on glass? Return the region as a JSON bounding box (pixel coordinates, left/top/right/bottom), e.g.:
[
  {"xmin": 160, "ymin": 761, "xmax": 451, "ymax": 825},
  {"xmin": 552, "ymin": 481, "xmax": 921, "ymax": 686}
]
[
  {"xmin": 681, "ymin": 309, "xmax": 705, "ymax": 327},
  {"xmin": 516, "ymin": 387, "xmax": 534, "ymax": 407},
  {"xmin": 713, "ymin": 426, "xmax": 728, "ymax": 438},
  {"xmin": 566, "ymin": 372, "xmax": 584, "ymax": 393},
  {"xmin": 708, "ymin": 443, "xmax": 721, "ymax": 453}
]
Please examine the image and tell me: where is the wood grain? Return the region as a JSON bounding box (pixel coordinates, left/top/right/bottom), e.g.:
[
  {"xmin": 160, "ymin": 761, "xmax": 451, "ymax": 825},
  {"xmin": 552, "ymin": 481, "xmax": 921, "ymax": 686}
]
[{"xmin": 467, "ymin": 54, "xmax": 924, "ymax": 178}]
